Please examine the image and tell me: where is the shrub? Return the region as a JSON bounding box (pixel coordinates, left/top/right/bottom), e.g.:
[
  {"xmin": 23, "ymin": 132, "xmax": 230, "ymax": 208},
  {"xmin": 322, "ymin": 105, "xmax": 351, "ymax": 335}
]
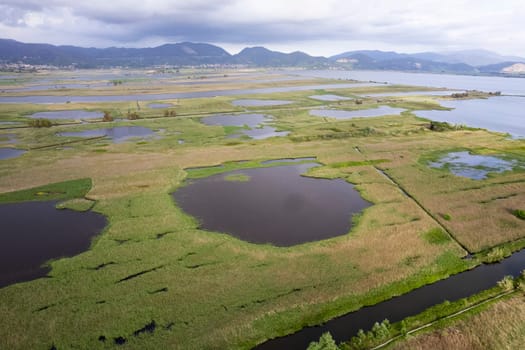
[
  {"xmin": 127, "ymin": 111, "xmax": 140, "ymax": 120},
  {"xmin": 163, "ymin": 110, "xmax": 177, "ymax": 118},
  {"xmin": 497, "ymin": 275, "xmax": 515, "ymax": 291},
  {"xmin": 441, "ymin": 213, "xmax": 451, "ymax": 221},
  {"xmin": 28, "ymin": 118, "xmax": 52, "ymax": 127},
  {"xmin": 102, "ymin": 111, "xmax": 113, "ymax": 122},
  {"xmin": 513, "ymin": 209, "xmax": 525, "ymax": 220},
  {"xmin": 307, "ymin": 332, "xmax": 339, "ymax": 350}
]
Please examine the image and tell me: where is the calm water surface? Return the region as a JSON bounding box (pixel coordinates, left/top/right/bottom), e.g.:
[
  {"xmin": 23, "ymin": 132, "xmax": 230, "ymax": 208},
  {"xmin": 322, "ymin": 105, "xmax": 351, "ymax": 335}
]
[
  {"xmin": 310, "ymin": 106, "xmax": 405, "ymax": 119},
  {"xmin": 0, "ymin": 148, "xmax": 25, "ymax": 160},
  {"xmin": 174, "ymin": 163, "xmax": 370, "ymax": 246},
  {"xmin": 429, "ymin": 151, "xmax": 521, "ymax": 180},
  {"xmin": 30, "ymin": 110, "xmax": 103, "ymax": 120},
  {"xmin": 417, "ymin": 96, "xmax": 525, "ymax": 138},
  {"xmin": 59, "ymin": 126, "xmax": 156, "ymax": 143},
  {"xmin": 0, "ymin": 201, "xmax": 106, "ymax": 288}
]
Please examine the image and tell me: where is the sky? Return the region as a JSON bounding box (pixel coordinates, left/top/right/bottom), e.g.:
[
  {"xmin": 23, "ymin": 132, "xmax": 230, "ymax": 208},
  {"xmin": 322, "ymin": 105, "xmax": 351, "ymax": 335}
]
[{"xmin": 1, "ymin": 0, "xmax": 524, "ymax": 57}]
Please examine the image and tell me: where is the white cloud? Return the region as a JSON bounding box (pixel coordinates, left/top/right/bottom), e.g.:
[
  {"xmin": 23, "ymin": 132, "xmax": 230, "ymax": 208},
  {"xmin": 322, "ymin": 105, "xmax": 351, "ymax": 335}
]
[{"xmin": 0, "ymin": 0, "xmax": 524, "ymax": 56}]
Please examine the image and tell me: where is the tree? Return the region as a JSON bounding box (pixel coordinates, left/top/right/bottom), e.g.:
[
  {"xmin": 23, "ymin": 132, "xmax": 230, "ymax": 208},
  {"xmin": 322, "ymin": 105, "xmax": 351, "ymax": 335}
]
[{"xmin": 307, "ymin": 332, "xmax": 339, "ymax": 350}]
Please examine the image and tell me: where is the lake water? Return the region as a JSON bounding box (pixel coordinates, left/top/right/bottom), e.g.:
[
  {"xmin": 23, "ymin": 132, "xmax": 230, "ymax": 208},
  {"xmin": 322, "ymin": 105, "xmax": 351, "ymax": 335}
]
[
  {"xmin": 0, "ymin": 148, "xmax": 25, "ymax": 160},
  {"xmin": 232, "ymin": 99, "xmax": 293, "ymax": 107},
  {"xmin": 173, "ymin": 163, "xmax": 370, "ymax": 246},
  {"xmin": 148, "ymin": 103, "xmax": 174, "ymax": 109},
  {"xmin": 0, "ymin": 133, "xmax": 18, "ymax": 144},
  {"xmin": 429, "ymin": 151, "xmax": 521, "ymax": 180},
  {"xmin": 200, "ymin": 113, "xmax": 288, "ymax": 140},
  {"xmin": 30, "ymin": 110, "xmax": 103, "ymax": 120},
  {"xmin": 291, "ymin": 70, "xmax": 525, "ymax": 95},
  {"xmin": 0, "ymin": 82, "xmax": 378, "ymax": 104},
  {"xmin": 417, "ymin": 96, "xmax": 525, "ymax": 138},
  {"xmin": 310, "ymin": 106, "xmax": 406, "ymax": 119},
  {"xmin": 0, "ymin": 200, "xmax": 106, "ymax": 288},
  {"xmin": 309, "ymin": 94, "xmax": 352, "ymax": 101},
  {"xmin": 59, "ymin": 126, "xmax": 156, "ymax": 143}
]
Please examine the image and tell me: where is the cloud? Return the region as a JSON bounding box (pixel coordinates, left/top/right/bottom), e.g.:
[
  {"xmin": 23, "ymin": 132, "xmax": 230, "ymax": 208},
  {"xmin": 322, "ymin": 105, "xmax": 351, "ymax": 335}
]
[{"xmin": 0, "ymin": 0, "xmax": 524, "ymax": 56}]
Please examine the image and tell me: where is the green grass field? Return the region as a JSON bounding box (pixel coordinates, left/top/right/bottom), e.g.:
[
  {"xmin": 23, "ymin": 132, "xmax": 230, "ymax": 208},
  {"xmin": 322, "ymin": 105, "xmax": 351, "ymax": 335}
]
[{"xmin": 0, "ymin": 69, "xmax": 524, "ymax": 349}]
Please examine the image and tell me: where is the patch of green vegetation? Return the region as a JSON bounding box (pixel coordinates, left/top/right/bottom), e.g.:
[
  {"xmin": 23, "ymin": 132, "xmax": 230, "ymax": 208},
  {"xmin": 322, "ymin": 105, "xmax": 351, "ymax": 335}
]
[
  {"xmin": 0, "ymin": 178, "xmax": 92, "ymax": 204},
  {"xmin": 423, "ymin": 228, "xmax": 451, "ymax": 245},
  {"xmin": 329, "ymin": 159, "xmax": 388, "ymax": 168},
  {"xmin": 224, "ymin": 173, "xmax": 251, "ymax": 182},
  {"xmin": 55, "ymin": 198, "xmax": 95, "ymax": 212},
  {"xmin": 441, "ymin": 213, "xmax": 451, "ymax": 221},
  {"xmin": 513, "ymin": 209, "xmax": 525, "ymax": 220},
  {"xmin": 28, "ymin": 118, "xmax": 53, "ymax": 128}
]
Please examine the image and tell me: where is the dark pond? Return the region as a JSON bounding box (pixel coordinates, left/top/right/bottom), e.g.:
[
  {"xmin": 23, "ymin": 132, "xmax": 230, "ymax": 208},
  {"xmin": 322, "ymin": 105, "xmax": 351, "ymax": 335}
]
[
  {"xmin": 30, "ymin": 110, "xmax": 103, "ymax": 120},
  {"xmin": 232, "ymin": 99, "xmax": 293, "ymax": 107},
  {"xmin": 173, "ymin": 163, "xmax": 370, "ymax": 246},
  {"xmin": 0, "ymin": 148, "xmax": 25, "ymax": 160},
  {"xmin": 148, "ymin": 103, "xmax": 174, "ymax": 109},
  {"xmin": 58, "ymin": 126, "xmax": 156, "ymax": 143},
  {"xmin": 254, "ymin": 248, "xmax": 525, "ymax": 350},
  {"xmin": 309, "ymin": 94, "xmax": 352, "ymax": 101},
  {"xmin": 201, "ymin": 114, "xmax": 288, "ymax": 140},
  {"xmin": 429, "ymin": 151, "xmax": 520, "ymax": 180},
  {"xmin": 0, "ymin": 201, "xmax": 106, "ymax": 288},
  {"xmin": 0, "ymin": 83, "xmax": 379, "ymax": 104},
  {"xmin": 416, "ymin": 96, "xmax": 525, "ymax": 138},
  {"xmin": 310, "ymin": 106, "xmax": 405, "ymax": 119}
]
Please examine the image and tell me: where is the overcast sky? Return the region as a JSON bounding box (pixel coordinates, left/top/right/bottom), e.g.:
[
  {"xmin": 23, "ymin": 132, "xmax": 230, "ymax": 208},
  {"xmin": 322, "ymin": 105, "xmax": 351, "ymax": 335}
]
[{"xmin": 1, "ymin": 0, "xmax": 524, "ymax": 57}]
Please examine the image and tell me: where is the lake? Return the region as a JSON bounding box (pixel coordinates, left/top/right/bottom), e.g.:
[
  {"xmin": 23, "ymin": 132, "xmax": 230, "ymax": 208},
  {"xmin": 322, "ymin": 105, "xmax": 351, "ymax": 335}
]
[
  {"xmin": 0, "ymin": 200, "xmax": 106, "ymax": 288},
  {"xmin": 200, "ymin": 113, "xmax": 288, "ymax": 140},
  {"xmin": 417, "ymin": 96, "xmax": 525, "ymax": 138},
  {"xmin": 30, "ymin": 110, "xmax": 103, "ymax": 120},
  {"xmin": 310, "ymin": 106, "xmax": 406, "ymax": 119},
  {"xmin": 0, "ymin": 148, "xmax": 25, "ymax": 160},
  {"xmin": 58, "ymin": 126, "xmax": 157, "ymax": 143},
  {"xmin": 173, "ymin": 163, "xmax": 370, "ymax": 246},
  {"xmin": 291, "ymin": 70, "xmax": 525, "ymax": 95}
]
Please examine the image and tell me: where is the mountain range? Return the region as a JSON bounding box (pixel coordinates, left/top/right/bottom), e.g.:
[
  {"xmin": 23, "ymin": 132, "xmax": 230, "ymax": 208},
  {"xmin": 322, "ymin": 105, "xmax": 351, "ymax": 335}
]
[{"xmin": 1, "ymin": 38, "xmax": 524, "ymax": 75}]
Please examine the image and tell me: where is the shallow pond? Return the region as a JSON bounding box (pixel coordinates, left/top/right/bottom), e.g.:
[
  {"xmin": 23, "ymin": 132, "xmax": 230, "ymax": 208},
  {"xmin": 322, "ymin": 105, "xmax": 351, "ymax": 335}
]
[
  {"xmin": 59, "ymin": 126, "xmax": 157, "ymax": 143},
  {"xmin": 416, "ymin": 96, "xmax": 525, "ymax": 138},
  {"xmin": 429, "ymin": 151, "xmax": 520, "ymax": 180},
  {"xmin": 0, "ymin": 83, "xmax": 379, "ymax": 104},
  {"xmin": 0, "ymin": 201, "xmax": 106, "ymax": 288},
  {"xmin": 310, "ymin": 106, "xmax": 406, "ymax": 119},
  {"xmin": 0, "ymin": 148, "xmax": 25, "ymax": 160},
  {"xmin": 309, "ymin": 94, "xmax": 352, "ymax": 101},
  {"xmin": 173, "ymin": 163, "xmax": 370, "ymax": 246},
  {"xmin": 30, "ymin": 110, "xmax": 103, "ymax": 120},
  {"xmin": 201, "ymin": 113, "xmax": 288, "ymax": 140},
  {"xmin": 232, "ymin": 99, "xmax": 293, "ymax": 107},
  {"xmin": 148, "ymin": 103, "xmax": 174, "ymax": 109},
  {"xmin": 0, "ymin": 133, "xmax": 18, "ymax": 144}
]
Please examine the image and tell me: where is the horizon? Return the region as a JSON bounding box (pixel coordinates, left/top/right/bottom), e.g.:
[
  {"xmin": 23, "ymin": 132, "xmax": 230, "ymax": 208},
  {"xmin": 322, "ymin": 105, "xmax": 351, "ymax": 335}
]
[
  {"xmin": 1, "ymin": 1, "xmax": 524, "ymax": 57},
  {"xmin": 2, "ymin": 37, "xmax": 523, "ymax": 60}
]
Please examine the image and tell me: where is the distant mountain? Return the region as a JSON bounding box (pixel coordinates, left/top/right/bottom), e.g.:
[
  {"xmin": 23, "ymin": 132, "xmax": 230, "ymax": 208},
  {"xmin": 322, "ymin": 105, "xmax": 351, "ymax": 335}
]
[
  {"xmin": 430, "ymin": 49, "xmax": 525, "ymax": 67},
  {"xmin": 330, "ymin": 49, "xmax": 525, "ymax": 74},
  {"xmin": 0, "ymin": 39, "xmax": 231, "ymax": 67},
  {"xmin": 232, "ymin": 47, "xmax": 328, "ymax": 67},
  {"xmin": 1, "ymin": 39, "xmax": 524, "ymax": 74},
  {"xmin": 330, "ymin": 51, "xmax": 477, "ymax": 74}
]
